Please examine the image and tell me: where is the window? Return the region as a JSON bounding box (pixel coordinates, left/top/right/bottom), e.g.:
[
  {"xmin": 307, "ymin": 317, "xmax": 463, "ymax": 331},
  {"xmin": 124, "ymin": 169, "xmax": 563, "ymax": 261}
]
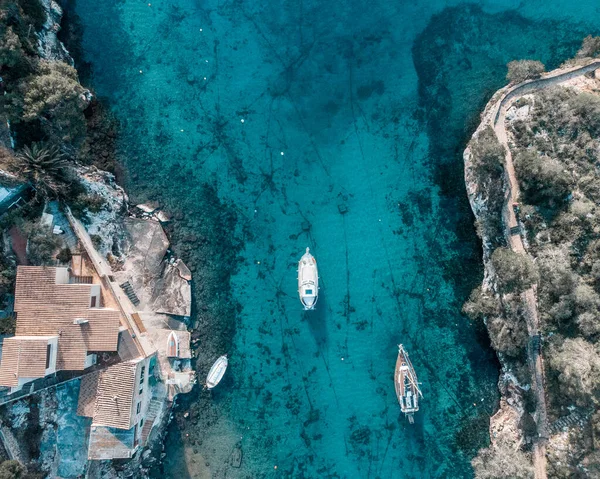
[
  {"xmin": 139, "ymin": 386, "xmax": 143, "ymax": 395},
  {"xmin": 45, "ymin": 344, "xmax": 51, "ymax": 369},
  {"xmin": 137, "ymin": 402, "xmax": 141, "ymax": 414},
  {"xmin": 90, "ymin": 296, "xmax": 97, "ymax": 308},
  {"xmin": 140, "ymin": 365, "xmax": 145, "ymax": 385},
  {"xmin": 140, "ymin": 418, "xmax": 144, "ymax": 428}
]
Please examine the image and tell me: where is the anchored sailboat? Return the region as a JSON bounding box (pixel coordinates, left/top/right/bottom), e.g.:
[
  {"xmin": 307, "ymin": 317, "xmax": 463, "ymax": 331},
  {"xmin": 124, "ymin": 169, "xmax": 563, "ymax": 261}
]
[
  {"xmin": 394, "ymin": 344, "xmax": 423, "ymax": 423},
  {"xmin": 206, "ymin": 355, "xmax": 228, "ymax": 389},
  {"xmin": 298, "ymin": 247, "xmax": 319, "ymax": 310}
]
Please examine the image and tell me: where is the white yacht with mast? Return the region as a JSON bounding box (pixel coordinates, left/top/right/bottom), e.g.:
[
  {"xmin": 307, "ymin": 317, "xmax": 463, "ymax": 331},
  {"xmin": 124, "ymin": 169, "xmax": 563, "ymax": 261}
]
[{"xmin": 298, "ymin": 247, "xmax": 319, "ymax": 310}]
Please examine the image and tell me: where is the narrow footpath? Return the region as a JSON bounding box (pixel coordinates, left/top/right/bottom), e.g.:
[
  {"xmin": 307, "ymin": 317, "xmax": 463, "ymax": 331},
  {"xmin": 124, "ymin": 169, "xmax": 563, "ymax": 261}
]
[{"xmin": 488, "ymin": 58, "xmax": 600, "ymax": 479}]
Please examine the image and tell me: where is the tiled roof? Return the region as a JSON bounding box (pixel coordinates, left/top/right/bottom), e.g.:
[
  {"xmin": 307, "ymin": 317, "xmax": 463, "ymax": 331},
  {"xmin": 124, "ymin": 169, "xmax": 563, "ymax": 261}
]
[
  {"xmin": 92, "ymin": 361, "xmax": 139, "ymax": 430},
  {"xmin": 77, "ymin": 371, "xmax": 100, "ymax": 418},
  {"xmin": 13, "ymin": 266, "xmax": 120, "ymax": 370},
  {"xmin": 0, "ymin": 337, "xmax": 49, "ymax": 386}
]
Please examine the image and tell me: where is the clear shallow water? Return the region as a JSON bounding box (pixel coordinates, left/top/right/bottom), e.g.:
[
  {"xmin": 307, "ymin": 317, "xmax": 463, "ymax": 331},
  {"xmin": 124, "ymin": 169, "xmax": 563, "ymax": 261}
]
[{"xmin": 71, "ymin": 0, "xmax": 600, "ymax": 477}]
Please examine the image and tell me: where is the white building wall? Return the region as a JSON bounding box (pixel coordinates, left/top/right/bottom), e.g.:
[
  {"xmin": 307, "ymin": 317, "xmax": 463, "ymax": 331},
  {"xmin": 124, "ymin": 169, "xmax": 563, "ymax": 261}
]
[
  {"xmin": 44, "ymin": 336, "xmax": 59, "ymax": 375},
  {"xmin": 84, "ymin": 354, "xmax": 97, "ymax": 369},
  {"xmin": 55, "ymin": 268, "xmax": 69, "ymax": 284}
]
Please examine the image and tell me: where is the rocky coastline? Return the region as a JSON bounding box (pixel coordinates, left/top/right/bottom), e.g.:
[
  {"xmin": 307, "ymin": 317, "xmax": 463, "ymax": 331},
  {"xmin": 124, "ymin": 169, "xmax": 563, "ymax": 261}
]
[
  {"xmin": 0, "ymin": 1, "xmax": 201, "ymax": 477},
  {"xmin": 464, "ymin": 52, "xmax": 600, "ymax": 477}
]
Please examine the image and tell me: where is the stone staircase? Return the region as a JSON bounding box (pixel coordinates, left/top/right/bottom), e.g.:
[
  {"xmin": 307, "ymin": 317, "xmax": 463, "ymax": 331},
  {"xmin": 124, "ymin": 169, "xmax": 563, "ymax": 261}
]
[
  {"xmin": 549, "ymin": 409, "xmax": 594, "ymax": 434},
  {"xmin": 119, "ymin": 281, "xmax": 140, "ymax": 306}
]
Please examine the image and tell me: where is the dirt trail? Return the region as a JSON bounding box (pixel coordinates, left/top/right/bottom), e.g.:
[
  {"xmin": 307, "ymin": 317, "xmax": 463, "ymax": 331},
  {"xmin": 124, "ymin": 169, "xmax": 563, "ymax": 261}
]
[{"xmin": 487, "ymin": 59, "xmax": 600, "ymax": 479}]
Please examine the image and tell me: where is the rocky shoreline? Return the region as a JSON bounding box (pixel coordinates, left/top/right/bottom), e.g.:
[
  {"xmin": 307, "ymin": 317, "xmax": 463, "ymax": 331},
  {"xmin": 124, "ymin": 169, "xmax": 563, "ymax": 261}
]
[
  {"xmin": 464, "ymin": 55, "xmax": 600, "ymax": 477},
  {"xmin": 0, "ymin": 1, "xmax": 203, "ymax": 476}
]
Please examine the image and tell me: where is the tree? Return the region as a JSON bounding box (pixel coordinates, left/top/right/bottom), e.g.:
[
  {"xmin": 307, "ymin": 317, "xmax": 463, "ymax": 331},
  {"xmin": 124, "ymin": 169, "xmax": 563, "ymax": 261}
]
[
  {"xmin": 548, "ymin": 337, "xmax": 600, "ymax": 406},
  {"xmin": 571, "ymin": 93, "xmax": 600, "ymax": 135},
  {"xmin": 486, "ymin": 312, "xmax": 528, "ymax": 357},
  {"xmin": 16, "ymin": 142, "xmax": 70, "ymax": 196},
  {"xmin": 506, "ymin": 60, "xmax": 545, "ymax": 84},
  {"xmin": 16, "ymin": 60, "xmax": 87, "ymax": 144},
  {"xmin": 491, "ymin": 247, "xmax": 538, "ymax": 293},
  {"xmin": 462, "ymin": 286, "xmax": 499, "ymax": 321},
  {"xmin": 23, "ymin": 221, "xmax": 59, "ymax": 265},
  {"xmin": 577, "ymin": 311, "xmax": 600, "ymax": 338},
  {"xmin": 514, "ymin": 150, "xmax": 571, "ymax": 206},
  {"xmin": 0, "ymin": 460, "xmax": 25, "ymax": 479},
  {"xmin": 537, "ymin": 247, "xmax": 575, "ymax": 300},
  {"xmin": 573, "ymin": 282, "xmax": 600, "ymax": 313},
  {"xmin": 470, "ymin": 126, "xmax": 505, "ymax": 175},
  {"xmin": 577, "ymin": 35, "xmax": 600, "ymax": 58},
  {"xmin": 472, "ymin": 440, "xmax": 534, "ymax": 478},
  {"xmin": 0, "ymin": 26, "xmax": 25, "ymax": 69}
]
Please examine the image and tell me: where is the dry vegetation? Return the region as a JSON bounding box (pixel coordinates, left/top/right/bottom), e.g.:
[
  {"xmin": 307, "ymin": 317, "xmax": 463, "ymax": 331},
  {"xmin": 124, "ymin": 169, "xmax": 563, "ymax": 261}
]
[{"xmin": 466, "ymin": 39, "xmax": 600, "ymax": 477}]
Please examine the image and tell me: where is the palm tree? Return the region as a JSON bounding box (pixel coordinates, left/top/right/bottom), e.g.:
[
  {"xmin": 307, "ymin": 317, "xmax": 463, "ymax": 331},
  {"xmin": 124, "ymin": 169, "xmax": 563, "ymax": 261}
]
[{"xmin": 16, "ymin": 143, "xmax": 70, "ymax": 196}]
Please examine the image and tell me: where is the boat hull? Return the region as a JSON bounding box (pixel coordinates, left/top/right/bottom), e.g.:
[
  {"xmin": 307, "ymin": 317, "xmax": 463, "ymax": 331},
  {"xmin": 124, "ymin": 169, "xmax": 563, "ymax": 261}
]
[
  {"xmin": 298, "ymin": 247, "xmax": 319, "ymax": 310},
  {"xmin": 206, "ymin": 355, "xmax": 228, "ymax": 389}
]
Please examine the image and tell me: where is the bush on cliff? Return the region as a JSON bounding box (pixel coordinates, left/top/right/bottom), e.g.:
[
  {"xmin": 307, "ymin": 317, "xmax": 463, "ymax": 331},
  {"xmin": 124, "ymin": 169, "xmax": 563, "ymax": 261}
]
[
  {"xmin": 491, "ymin": 247, "xmax": 538, "ymax": 293},
  {"xmin": 486, "ymin": 310, "xmax": 529, "ymax": 358},
  {"xmin": 463, "ymin": 286, "xmax": 499, "ymax": 321},
  {"xmin": 469, "ymin": 127, "xmax": 506, "ymax": 244},
  {"xmin": 577, "ymin": 35, "xmax": 600, "ymax": 58},
  {"xmin": 470, "ymin": 126, "xmax": 505, "ymax": 175},
  {"xmin": 506, "ymin": 60, "xmax": 545, "ymax": 84}
]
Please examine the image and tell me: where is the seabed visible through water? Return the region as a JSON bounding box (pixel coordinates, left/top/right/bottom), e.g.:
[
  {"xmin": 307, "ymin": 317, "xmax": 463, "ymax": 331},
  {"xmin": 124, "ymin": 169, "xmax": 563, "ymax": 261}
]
[{"xmin": 71, "ymin": 0, "xmax": 600, "ymax": 477}]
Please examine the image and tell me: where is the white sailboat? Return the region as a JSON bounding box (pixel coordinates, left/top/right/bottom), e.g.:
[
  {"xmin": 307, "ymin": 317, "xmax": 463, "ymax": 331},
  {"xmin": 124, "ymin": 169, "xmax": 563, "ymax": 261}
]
[
  {"xmin": 206, "ymin": 355, "xmax": 228, "ymax": 389},
  {"xmin": 394, "ymin": 344, "xmax": 423, "ymax": 424},
  {"xmin": 298, "ymin": 247, "xmax": 319, "ymax": 310}
]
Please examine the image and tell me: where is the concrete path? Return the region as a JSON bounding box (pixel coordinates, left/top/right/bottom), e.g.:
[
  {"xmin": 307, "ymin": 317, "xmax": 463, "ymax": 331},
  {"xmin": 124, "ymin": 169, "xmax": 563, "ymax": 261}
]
[{"xmin": 486, "ymin": 59, "xmax": 600, "ymax": 479}]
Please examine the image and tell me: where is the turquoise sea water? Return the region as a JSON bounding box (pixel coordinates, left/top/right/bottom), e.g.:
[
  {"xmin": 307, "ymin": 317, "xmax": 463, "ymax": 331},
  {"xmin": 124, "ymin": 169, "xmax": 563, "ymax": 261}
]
[{"xmin": 70, "ymin": 1, "xmax": 600, "ymax": 477}]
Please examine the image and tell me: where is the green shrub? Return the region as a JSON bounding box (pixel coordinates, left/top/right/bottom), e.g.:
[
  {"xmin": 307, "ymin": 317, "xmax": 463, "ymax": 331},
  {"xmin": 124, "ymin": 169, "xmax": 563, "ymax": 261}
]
[
  {"xmin": 462, "ymin": 286, "xmax": 499, "ymax": 321},
  {"xmin": 486, "ymin": 312, "xmax": 528, "ymax": 357},
  {"xmin": 0, "ymin": 459, "xmax": 25, "ymax": 479},
  {"xmin": 9, "ymin": 60, "xmax": 86, "ymax": 145},
  {"xmin": 570, "ymin": 93, "xmax": 600, "ymax": 135},
  {"xmin": 23, "ymin": 221, "xmax": 59, "ymax": 265},
  {"xmin": 470, "ymin": 126, "xmax": 505, "ymax": 175},
  {"xmin": 0, "ymin": 26, "xmax": 25, "ymax": 68},
  {"xmin": 491, "ymin": 247, "xmax": 538, "ymax": 293},
  {"xmin": 506, "ymin": 60, "xmax": 545, "ymax": 84},
  {"xmin": 514, "ymin": 150, "xmax": 571, "ymax": 206},
  {"xmin": 56, "ymin": 247, "xmax": 71, "ymax": 264}
]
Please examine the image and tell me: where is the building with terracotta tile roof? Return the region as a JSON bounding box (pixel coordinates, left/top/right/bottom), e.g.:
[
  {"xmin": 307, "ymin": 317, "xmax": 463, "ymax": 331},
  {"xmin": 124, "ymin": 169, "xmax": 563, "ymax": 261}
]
[
  {"xmin": 77, "ymin": 357, "xmax": 154, "ymax": 459},
  {"xmin": 0, "ymin": 266, "xmax": 122, "ymax": 391}
]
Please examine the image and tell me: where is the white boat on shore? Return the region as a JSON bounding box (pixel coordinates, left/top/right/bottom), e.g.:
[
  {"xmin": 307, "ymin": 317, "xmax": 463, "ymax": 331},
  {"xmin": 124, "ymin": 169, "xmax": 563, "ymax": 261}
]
[
  {"xmin": 298, "ymin": 247, "xmax": 319, "ymax": 310},
  {"xmin": 206, "ymin": 355, "xmax": 228, "ymax": 389}
]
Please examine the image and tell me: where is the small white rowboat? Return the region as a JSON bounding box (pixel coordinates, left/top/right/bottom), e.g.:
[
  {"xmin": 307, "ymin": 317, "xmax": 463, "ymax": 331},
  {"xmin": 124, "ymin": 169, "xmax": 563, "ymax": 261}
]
[
  {"xmin": 298, "ymin": 247, "xmax": 319, "ymax": 310},
  {"xmin": 206, "ymin": 355, "xmax": 228, "ymax": 389}
]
